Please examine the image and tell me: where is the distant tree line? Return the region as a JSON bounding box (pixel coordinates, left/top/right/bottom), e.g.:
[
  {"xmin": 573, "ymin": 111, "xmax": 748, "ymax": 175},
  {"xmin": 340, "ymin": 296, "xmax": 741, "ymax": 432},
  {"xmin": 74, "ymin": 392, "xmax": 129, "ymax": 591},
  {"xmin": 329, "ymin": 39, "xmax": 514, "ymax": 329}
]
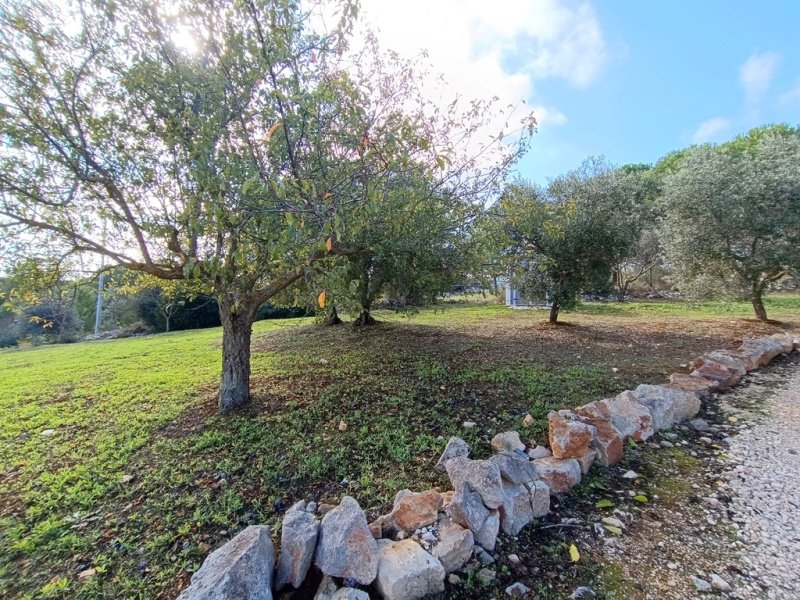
[
  {"xmin": 0, "ymin": 265, "xmax": 313, "ymax": 348},
  {"xmin": 492, "ymin": 124, "xmax": 800, "ymax": 323}
]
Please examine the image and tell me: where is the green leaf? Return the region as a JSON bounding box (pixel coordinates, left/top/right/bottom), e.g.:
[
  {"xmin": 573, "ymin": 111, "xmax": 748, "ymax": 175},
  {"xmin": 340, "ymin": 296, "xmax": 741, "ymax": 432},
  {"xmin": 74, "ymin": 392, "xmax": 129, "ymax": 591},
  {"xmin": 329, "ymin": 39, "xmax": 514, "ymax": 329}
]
[
  {"xmin": 595, "ymin": 498, "xmax": 614, "ymax": 509},
  {"xmin": 603, "ymin": 524, "xmax": 623, "ymax": 535},
  {"xmin": 632, "ymin": 495, "xmax": 649, "ymax": 503},
  {"xmin": 240, "ymin": 177, "xmax": 260, "ymax": 195}
]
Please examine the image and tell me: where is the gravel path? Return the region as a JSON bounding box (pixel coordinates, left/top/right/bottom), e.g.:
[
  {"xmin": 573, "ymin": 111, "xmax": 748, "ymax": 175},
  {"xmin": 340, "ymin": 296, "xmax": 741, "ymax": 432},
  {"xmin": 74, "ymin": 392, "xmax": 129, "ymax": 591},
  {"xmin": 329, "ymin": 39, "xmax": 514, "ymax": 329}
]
[{"xmin": 723, "ymin": 364, "xmax": 800, "ymax": 599}]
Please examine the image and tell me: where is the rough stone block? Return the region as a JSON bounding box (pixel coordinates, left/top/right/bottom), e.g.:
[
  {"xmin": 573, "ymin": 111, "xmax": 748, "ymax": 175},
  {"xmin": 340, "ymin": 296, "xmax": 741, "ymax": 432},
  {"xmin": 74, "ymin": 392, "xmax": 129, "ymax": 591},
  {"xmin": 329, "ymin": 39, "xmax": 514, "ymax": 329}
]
[
  {"xmin": 499, "ymin": 482, "xmax": 534, "ymax": 536},
  {"xmin": 489, "ymin": 452, "xmax": 538, "ymax": 486},
  {"xmin": 490, "ymin": 431, "xmax": 526, "ymax": 454},
  {"xmin": 374, "ymin": 539, "xmax": 445, "ymax": 600},
  {"xmin": 740, "ymin": 337, "xmax": 784, "ymax": 367},
  {"xmin": 667, "ymin": 373, "xmax": 718, "ymax": 399},
  {"xmin": 548, "ymin": 411, "xmax": 595, "ymax": 459},
  {"xmin": 690, "ymin": 359, "xmax": 741, "ymax": 390},
  {"xmin": 275, "ymin": 502, "xmax": 319, "ymax": 590},
  {"xmin": 431, "ymin": 516, "xmax": 473, "ymax": 574},
  {"xmin": 434, "ymin": 437, "xmax": 470, "ymax": 472},
  {"xmin": 177, "ymin": 525, "xmax": 275, "ymax": 600},
  {"xmin": 592, "ymin": 392, "xmax": 654, "ymax": 442},
  {"xmin": 768, "ymin": 333, "xmax": 794, "ymax": 354},
  {"xmin": 445, "ymin": 457, "xmax": 505, "ymax": 509},
  {"xmin": 571, "ymin": 410, "xmax": 624, "ymax": 467},
  {"xmin": 390, "ymin": 491, "xmax": 442, "ymax": 532},
  {"xmin": 315, "ymin": 497, "xmax": 378, "ymax": 585},
  {"xmin": 575, "ymin": 449, "xmax": 597, "ymax": 474},
  {"xmin": 527, "ymin": 480, "xmax": 550, "ymax": 517},
  {"xmin": 532, "ymin": 457, "xmax": 581, "ymax": 494},
  {"xmin": 473, "ymin": 510, "xmax": 500, "ymax": 551},
  {"xmin": 632, "ymin": 383, "xmax": 701, "ymax": 429},
  {"xmin": 447, "ymin": 483, "xmax": 489, "ymax": 533}
]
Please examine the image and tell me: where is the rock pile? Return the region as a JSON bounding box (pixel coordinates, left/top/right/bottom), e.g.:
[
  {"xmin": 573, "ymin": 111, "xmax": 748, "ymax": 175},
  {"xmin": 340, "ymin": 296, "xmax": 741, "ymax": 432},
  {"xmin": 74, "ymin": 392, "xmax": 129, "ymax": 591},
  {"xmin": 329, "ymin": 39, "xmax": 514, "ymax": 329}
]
[{"xmin": 177, "ymin": 331, "xmax": 798, "ymax": 600}]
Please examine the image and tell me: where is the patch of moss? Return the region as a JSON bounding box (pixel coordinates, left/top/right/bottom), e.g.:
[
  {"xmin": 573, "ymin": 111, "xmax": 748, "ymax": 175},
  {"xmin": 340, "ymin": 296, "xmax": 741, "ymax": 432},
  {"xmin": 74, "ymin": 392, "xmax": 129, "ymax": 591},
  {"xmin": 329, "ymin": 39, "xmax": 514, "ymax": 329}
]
[{"xmin": 598, "ymin": 561, "xmax": 638, "ymax": 599}]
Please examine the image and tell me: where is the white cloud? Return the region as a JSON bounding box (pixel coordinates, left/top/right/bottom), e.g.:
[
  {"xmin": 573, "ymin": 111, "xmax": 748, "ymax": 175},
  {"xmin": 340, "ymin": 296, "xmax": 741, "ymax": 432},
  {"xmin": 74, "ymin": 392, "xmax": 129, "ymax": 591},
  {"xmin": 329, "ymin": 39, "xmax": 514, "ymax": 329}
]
[
  {"xmin": 358, "ymin": 0, "xmax": 607, "ymax": 88},
  {"xmin": 739, "ymin": 51, "xmax": 781, "ymax": 103},
  {"xmin": 690, "ymin": 117, "xmax": 731, "ymax": 144},
  {"xmin": 352, "ymin": 1, "xmax": 606, "ymax": 118},
  {"xmin": 532, "ymin": 105, "xmax": 568, "ymax": 127}
]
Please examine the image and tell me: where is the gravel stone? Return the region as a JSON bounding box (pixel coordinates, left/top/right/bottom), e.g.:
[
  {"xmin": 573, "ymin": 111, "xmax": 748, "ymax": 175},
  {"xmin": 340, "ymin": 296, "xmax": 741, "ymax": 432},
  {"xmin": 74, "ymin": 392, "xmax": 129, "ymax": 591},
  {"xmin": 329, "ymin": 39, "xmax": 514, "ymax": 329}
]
[
  {"xmin": 723, "ymin": 363, "xmax": 800, "ymax": 599},
  {"xmin": 693, "ymin": 576, "xmax": 711, "ymax": 592},
  {"xmin": 505, "ymin": 582, "xmax": 531, "ymax": 597}
]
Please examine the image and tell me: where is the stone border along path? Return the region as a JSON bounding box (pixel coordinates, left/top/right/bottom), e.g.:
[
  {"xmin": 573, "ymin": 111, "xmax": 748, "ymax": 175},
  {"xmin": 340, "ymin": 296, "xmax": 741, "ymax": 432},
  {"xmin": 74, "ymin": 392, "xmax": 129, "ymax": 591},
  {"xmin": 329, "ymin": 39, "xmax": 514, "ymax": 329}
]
[{"xmin": 177, "ymin": 332, "xmax": 799, "ymax": 600}]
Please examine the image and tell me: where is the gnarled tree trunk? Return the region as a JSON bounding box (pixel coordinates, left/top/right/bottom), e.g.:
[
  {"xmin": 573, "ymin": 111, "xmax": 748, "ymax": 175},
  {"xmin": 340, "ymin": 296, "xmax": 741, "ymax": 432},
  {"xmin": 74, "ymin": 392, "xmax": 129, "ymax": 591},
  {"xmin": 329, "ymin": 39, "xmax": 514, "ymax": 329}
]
[
  {"xmin": 323, "ymin": 305, "xmax": 342, "ymax": 326},
  {"xmin": 751, "ymin": 292, "xmax": 768, "ymax": 321},
  {"xmin": 218, "ymin": 297, "xmax": 258, "ymax": 412},
  {"xmin": 549, "ymin": 301, "xmax": 560, "ymax": 324},
  {"xmin": 353, "ymin": 257, "xmax": 379, "ymax": 327},
  {"xmin": 353, "ymin": 308, "xmax": 376, "ymax": 326}
]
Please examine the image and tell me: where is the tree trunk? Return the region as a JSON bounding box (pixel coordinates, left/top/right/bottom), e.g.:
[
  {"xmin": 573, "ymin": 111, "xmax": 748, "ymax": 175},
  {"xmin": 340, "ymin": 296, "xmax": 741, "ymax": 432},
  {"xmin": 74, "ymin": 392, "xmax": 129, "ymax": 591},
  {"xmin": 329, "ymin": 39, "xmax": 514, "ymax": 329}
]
[
  {"xmin": 165, "ymin": 315, "xmax": 171, "ymax": 333},
  {"xmin": 617, "ymin": 281, "xmax": 628, "ymax": 303},
  {"xmin": 751, "ymin": 293, "xmax": 768, "ymax": 321},
  {"xmin": 353, "ymin": 308, "xmax": 376, "ymax": 326},
  {"xmin": 354, "ymin": 262, "xmax": 377, "ymax": 327},
  {"xmin": 323, "ymin": 305, "xmax": 342, "ymax": 326},
  {"xmin": 218, "ymin": 299, "xmax": 257, "ymax": 412},
  {"xmin": 549, "ymin": 301, "xmax": 560, "ymax": 324}
]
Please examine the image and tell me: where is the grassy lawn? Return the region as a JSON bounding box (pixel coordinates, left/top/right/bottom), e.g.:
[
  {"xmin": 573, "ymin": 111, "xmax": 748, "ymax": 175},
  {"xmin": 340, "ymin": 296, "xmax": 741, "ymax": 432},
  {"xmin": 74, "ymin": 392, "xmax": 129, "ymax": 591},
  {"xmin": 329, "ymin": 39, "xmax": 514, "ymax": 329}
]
[{"xmin": 0, "ymin": 296, "xmax": 798, "ymax": 599}]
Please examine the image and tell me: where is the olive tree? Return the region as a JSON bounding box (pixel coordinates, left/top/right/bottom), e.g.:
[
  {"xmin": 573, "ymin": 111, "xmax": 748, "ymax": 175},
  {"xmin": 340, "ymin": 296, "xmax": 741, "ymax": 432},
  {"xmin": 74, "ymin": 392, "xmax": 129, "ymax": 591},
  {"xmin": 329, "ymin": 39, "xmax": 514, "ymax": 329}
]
[
  {"xmin": 501, "ymin": 160, "xmax": 642, "ymax": 323},
  {"xmin": 610, "ymin": 164, "xmax": 662, "ymax": 300},
  {"xmin": 0, "ymin": 0, "xmax": 514, "ymax": 410},
  {"xmin": 660, "ymin": 129, "xmax": 800, "ymax": 320},
  {"xmin": 315, "ymin": 171, "xmax": 492, "ymax": 325}
]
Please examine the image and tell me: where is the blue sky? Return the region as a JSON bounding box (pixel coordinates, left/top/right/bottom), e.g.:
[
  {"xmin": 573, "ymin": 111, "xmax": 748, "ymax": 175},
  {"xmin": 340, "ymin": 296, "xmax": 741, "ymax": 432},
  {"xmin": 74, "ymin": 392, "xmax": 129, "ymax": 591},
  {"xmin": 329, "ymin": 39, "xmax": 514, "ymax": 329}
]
[{"xmin": 359, "ymin": 0, "xmax": 800, "ymax": 184}]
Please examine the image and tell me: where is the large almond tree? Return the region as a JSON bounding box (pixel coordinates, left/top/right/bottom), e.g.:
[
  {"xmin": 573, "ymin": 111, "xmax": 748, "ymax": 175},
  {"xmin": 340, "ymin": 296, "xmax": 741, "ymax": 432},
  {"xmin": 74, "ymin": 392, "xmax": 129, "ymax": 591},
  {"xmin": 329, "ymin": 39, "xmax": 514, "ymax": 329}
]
[{"xmin": 0, "ymin": 0, "xmax": 532, "ymax": 410}]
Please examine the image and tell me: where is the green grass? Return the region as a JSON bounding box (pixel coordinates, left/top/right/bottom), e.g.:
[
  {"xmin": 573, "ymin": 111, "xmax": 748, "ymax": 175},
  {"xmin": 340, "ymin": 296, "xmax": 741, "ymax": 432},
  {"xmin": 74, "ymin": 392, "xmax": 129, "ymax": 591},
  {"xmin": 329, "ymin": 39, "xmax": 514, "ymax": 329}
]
[
  {"xmin": 0, "ymin": 296, "xmax": 797, "ymax": 598},
  {"xmin": 576, "ymin": 294, "xmax": 800, "ymax": 319}
]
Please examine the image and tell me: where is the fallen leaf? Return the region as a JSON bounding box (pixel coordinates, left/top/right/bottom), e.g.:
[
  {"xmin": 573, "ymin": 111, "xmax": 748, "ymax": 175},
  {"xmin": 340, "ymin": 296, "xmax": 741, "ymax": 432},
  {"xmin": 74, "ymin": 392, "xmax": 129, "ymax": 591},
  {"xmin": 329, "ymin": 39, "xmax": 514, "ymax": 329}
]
[
  {"xmin": 569, "ymin": 544, "xmax": 580, "ymax": 562},
  {"xmin": 595, "ymin": 499, "xmax": 614, "ymax": 509},
  {"xmin": 603, "ymin": 525, "xmax": 623, "ymax": 535},
  {"xmin": 633, "ymin": 494, "xmax": 649, "ymax": 503}
]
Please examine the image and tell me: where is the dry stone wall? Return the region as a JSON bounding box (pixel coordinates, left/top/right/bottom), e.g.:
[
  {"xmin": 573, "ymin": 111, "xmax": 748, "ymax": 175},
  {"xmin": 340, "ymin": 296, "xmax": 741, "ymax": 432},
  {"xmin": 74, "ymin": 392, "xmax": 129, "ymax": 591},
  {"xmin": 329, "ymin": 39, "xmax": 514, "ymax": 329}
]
[{"xmin": 177, "ymin": 332, "xmax": 799, "ymax": 600}]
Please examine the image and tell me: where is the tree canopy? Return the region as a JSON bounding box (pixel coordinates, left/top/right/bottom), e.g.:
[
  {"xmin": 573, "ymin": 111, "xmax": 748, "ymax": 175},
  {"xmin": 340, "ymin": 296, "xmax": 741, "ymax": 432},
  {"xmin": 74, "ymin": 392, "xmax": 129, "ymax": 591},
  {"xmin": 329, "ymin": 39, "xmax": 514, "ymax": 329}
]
[
  {"xmin": 0, "ymin": 0, "xmax": 532, "ymax": 409},
  {"xmin": 660, "ymin": 127, "xmax": 800, "ymax": 320},
  {"xmin": 499, "ymin": 159, "xmax": 646, "ymax": 322}
]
